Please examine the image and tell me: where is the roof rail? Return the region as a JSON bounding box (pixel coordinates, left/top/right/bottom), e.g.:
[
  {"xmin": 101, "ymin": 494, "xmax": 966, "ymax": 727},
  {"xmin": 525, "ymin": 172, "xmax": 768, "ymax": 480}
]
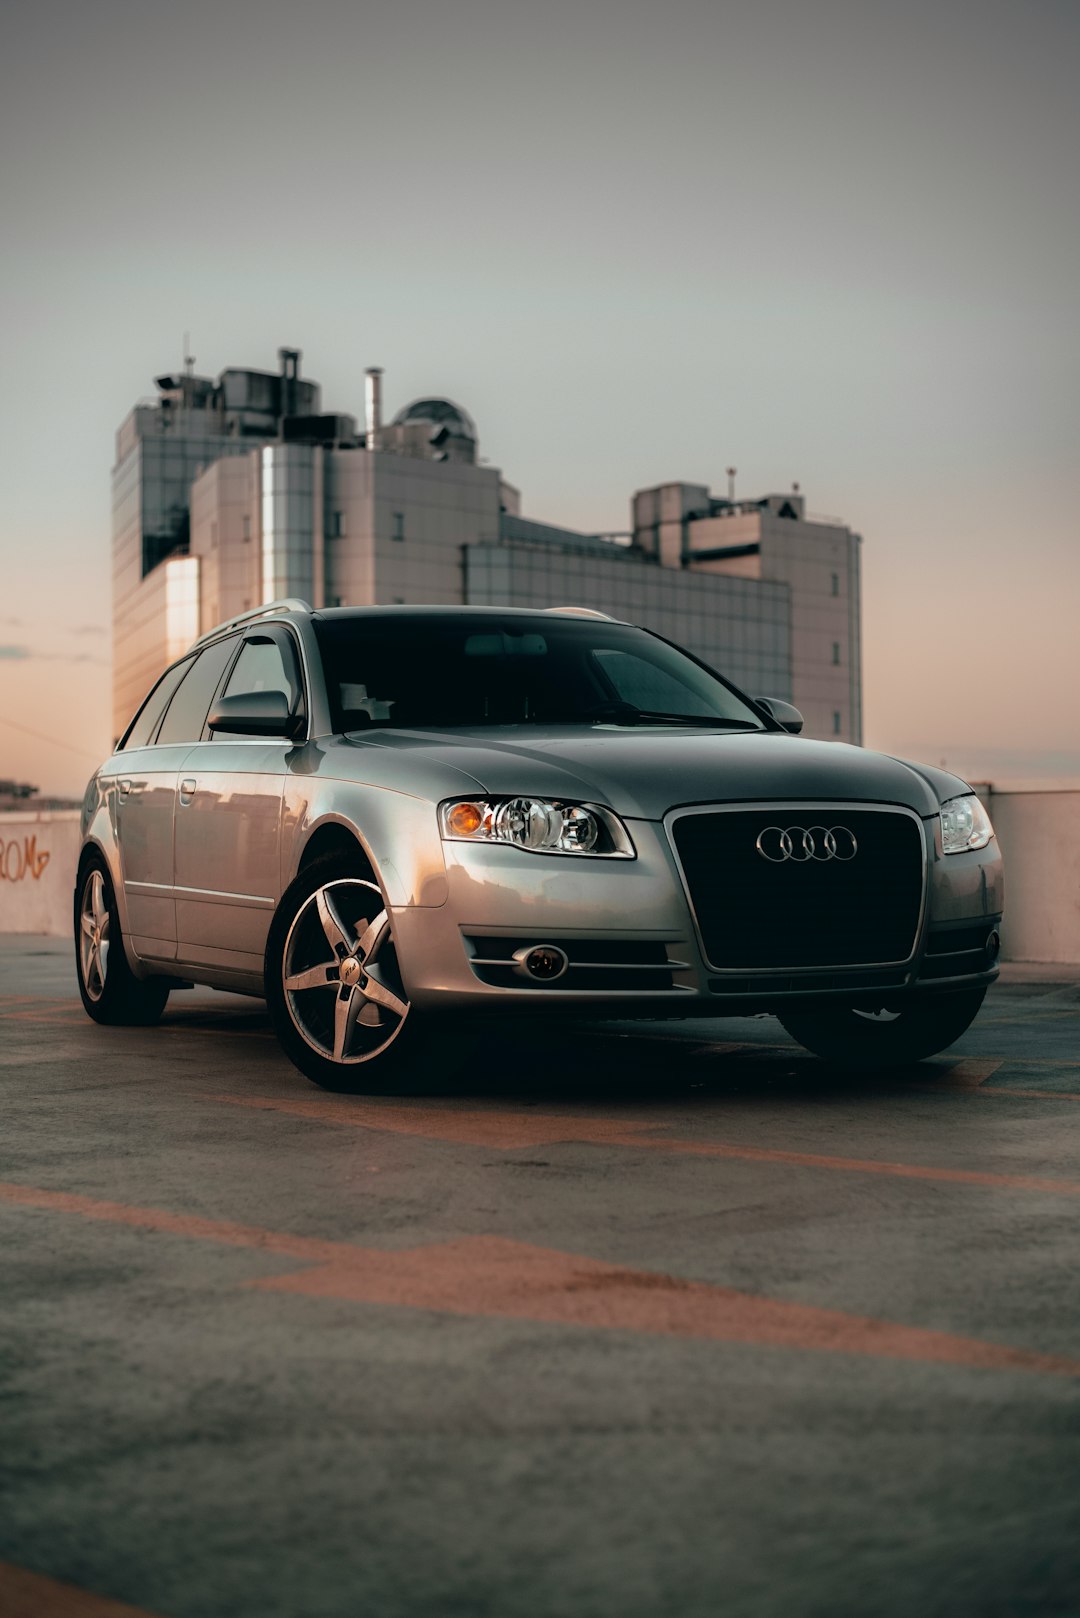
[
  {"xmin": 189, "ymin": 598, "xmax": 312, "ymax": 652},
  {"xmin": 544, "ymin": 606, "xmax": 614, "ymax": 620}
]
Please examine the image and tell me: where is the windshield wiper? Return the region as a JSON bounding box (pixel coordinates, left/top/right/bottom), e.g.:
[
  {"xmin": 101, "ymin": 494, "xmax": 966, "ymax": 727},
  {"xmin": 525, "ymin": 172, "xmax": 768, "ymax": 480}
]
[{"xmin": 582, "ymin": 702, "xmax": 760, "ymax": 729}]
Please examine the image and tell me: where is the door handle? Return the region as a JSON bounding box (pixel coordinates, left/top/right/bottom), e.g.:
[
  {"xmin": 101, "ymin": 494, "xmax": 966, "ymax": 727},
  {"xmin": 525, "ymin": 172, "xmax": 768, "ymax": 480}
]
[
  {"xmin": 179, "ymin": 778, "xmax": 197, "ymax": 806},
  {"xmin": 118, "ymin": 778, "xmax": 132, "ymax": 800}
]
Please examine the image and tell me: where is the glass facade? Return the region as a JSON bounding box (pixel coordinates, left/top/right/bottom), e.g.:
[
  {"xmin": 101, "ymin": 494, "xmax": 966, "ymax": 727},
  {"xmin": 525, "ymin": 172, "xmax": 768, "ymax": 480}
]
[{"xmin": 464, "ymin": 543, "xmax": 792, "ymax": 702}]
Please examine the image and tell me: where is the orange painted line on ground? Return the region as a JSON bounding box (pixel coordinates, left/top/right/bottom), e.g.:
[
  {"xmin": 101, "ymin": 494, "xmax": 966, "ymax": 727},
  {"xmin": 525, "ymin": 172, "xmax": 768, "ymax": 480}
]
[
  {"xmin": 0, "ymin": 1562, "xmax": 164, "ymax": 1618},
  {"xmin": 213, "ymin": 1092, "xmax": 661, "ymax": 1150},
  {"xmin": 965, "ymin": 1086, "xmax": 1080, "ymax": 1103},
  {"xmin": 212, "ymin": 1094, "xmax": 1080, "ymax": 1196},
  {"xmin": 0, "ymin": 1181, "xmax": 341, "ymax": 1263},
  {"xmin": 0, "ymin": 1009, "xmax": 273, "ymax": 1040},
  {"xmin": 1, "ymin": 1178, "xmax": 1077, "ymax": 1376},
  {"xmin": 636, "ymin": 1137, "xmax": 1080, "ymax": 1194},
  {"xmin": 158, "ymin": 1023, "xmax": 274, "ymax": 1040},
  {"xmin": 0, "ymin": 1009, "xmax": 87, "ymax": 1024},
  {"xmin": 931, "ymin": 1059, "xmax": 1004, "ymax": 1087}
]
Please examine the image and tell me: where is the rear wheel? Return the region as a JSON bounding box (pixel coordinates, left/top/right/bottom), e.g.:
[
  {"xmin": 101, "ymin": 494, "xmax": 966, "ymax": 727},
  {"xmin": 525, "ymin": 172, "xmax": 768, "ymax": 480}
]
[
  {"xmin": 265, "ymin": 857, "xmax": 447, "ymax": 1093},
  {"xmin": 74, "ymin": 855, "xmax": 171, "ymax": 1026},
  {"xmin": 778, "ymin": 988, "xmax": 987, "ymax": 1068}
]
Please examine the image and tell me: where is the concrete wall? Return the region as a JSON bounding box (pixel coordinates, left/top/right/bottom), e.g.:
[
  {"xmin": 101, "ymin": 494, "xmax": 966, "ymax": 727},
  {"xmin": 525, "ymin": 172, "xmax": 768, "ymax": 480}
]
[
  {"xmin": 3, "ymin": 792, "xmax": 1078, "ymax": 966},
  {"xmin": 979, "ymin": 785, "xmax": 1080, "ymax": 965},
  {"xmin": 0, "ymin": 812, "xmax": 81, "ymax": 938}
]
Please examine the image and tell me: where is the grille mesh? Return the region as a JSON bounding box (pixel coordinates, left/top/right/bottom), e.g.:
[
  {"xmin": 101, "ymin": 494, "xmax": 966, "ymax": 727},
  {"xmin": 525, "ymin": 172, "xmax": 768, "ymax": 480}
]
[{"xmin": 671, "ymin": 808, "xmax": 925, "ymax": 970}]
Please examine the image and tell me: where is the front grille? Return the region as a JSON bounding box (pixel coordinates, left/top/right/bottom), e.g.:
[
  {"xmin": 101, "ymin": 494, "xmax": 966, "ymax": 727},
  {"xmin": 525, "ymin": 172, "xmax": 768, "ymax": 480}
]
[
  {"xmin": 671, "ymin": 807, "xmax": 925, "ymax": 971},
  {"xmin": 463, "ymin": 935, "xmax": 684, "ymax": 992}
]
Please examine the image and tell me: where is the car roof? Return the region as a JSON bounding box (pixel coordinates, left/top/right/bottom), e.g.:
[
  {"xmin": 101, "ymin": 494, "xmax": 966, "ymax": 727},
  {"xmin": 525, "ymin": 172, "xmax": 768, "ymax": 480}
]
[
  {"xmin": 311, "ymin": 605, "xmax": 628, "ymax": 624},
  {"xmin": 188, "ymin": 600, "xmax": 631, "ymax": 655}
]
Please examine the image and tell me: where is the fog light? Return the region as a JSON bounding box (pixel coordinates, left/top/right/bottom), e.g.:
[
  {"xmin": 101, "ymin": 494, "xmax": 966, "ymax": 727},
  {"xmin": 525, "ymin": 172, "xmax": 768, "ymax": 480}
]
[
  {"xmin": 512, "ymin": 944, "xmax": 569, "ymax": 982},
  {"xmin": 985, "ymin": 929, "xmax": 1001, "ymax": 965}
]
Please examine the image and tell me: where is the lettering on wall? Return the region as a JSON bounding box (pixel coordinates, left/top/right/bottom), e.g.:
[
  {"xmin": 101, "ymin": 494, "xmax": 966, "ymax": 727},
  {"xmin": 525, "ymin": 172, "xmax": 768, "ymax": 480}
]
[{"xmin": 0, "ymin": 835, "xmax": 51, "ymax": 883}]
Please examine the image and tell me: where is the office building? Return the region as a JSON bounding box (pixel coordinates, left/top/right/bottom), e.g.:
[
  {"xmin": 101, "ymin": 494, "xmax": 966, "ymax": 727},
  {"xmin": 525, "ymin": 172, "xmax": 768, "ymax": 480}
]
[{"xmin": 112, "ymin": 350, "xmax": 862, "ymax": 743}]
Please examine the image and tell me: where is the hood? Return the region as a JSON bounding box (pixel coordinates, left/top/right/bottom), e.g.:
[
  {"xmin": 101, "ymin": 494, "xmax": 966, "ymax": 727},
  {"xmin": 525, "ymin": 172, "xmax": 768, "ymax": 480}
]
[{"xmin": 343, "ymin": 725, "xmax": 969, "ymax": 820}]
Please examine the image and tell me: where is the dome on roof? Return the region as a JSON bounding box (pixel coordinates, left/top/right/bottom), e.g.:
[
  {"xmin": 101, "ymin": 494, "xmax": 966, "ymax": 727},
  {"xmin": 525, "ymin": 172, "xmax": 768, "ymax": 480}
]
[{"xmin": 390, "ymin": 397, "xmax": 477, "ymax": 439}]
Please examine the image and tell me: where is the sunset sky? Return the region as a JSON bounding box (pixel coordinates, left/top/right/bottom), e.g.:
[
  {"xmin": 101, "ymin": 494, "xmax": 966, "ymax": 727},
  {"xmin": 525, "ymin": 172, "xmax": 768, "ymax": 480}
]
[{"xmin": 1, "ymin": 0, "xmax": 1077, "ymax": 795}]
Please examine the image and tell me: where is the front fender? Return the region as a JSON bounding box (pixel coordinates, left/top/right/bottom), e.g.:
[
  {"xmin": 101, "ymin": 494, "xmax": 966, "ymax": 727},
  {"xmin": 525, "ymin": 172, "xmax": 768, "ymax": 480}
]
[{"xmin": 283, "ymin": 781, "xmax": 448, "ymax": 908}]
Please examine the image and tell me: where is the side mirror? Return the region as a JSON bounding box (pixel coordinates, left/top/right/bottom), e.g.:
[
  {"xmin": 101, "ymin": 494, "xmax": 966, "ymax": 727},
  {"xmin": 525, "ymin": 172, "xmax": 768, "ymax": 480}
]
[
  {"xmin": 755, "ymin": 696, "xmax": 804, "ymax": 735},
  {"xmin": 207, "ymin": 690, "xmax": 301, "ymax": 739}
]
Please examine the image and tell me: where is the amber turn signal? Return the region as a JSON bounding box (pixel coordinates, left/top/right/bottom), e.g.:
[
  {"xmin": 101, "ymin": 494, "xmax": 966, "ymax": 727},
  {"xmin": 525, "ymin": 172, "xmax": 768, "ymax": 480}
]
[{"xmin": 445, "ymin": 801, "xmax": 485, "ymax": 838}]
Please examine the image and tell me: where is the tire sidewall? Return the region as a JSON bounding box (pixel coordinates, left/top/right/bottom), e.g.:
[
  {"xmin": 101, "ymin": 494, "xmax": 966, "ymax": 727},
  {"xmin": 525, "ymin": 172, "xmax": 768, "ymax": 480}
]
[
  {"xmin": 264, "ymin": 857, "xmax": 441, "ymax": 1094},
  {"xmin": 779, "ymin": 987, "xmax": 987, "ymax": 1068},
  {"xmin": 74, "ymin": 852, "xmax": 169, "ymax": 1026}
]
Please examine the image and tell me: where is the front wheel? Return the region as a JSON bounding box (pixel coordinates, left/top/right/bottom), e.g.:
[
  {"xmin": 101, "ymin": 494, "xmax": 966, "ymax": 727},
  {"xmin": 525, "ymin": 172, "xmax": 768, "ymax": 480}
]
[
  {"xmin": 265, "ymin": 858, "xmax": 446, "ymax": 1093},
  {"xmin": 778, "ymin": 987, "xmax": 987, "ymax": 1068}
]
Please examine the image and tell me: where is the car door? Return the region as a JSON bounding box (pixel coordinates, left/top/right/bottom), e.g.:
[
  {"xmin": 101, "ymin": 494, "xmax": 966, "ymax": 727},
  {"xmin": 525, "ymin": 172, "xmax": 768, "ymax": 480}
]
[
  {"xmin": 173, "ymin": 628, "xmax": 305, "ymax": 974},
  {"xmin": 112, "ymin": 634, "xmax": 244, "ymax": 959},
  {"xmin": 100, "ymin": 655, "xmax": 196, "ymax": 961}
]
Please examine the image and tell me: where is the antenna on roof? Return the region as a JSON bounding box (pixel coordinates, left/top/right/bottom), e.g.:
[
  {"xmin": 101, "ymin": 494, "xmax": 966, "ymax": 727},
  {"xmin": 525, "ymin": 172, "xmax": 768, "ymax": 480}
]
[
  {"xmin": 183, "ymin": 332, "xmax": 195, "ymax": 377},
  {"xmin": 726, "ymin": 466, "xmax": 737, "ymax": 501}
]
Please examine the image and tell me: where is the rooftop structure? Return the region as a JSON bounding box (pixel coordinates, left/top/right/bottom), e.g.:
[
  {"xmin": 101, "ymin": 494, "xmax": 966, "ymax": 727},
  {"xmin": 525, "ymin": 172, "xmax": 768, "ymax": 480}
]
[{"xmin": 111, "ymin": 351, "xmax": 862, "ymax": 745}]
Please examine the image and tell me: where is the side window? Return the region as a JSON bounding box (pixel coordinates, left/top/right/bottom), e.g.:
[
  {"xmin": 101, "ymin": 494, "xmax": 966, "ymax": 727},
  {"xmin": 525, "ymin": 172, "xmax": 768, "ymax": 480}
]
[
  {"xmin": 119, "ymin": 657, "xmax": 194, "ymax": 750},
  {"xmin": 212, "ymin": 633, "xmax": 305, "ymax": 739},
  {"xmin": 156, "ymin": 637, "xmax": 239, "ymax": 746}
]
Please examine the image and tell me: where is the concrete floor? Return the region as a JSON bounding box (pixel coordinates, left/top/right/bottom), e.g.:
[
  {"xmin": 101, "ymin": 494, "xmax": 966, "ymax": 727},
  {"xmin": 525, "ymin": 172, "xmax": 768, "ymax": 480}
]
[{"xmin": 1, "ymin": 936, "xmax": 1078, "ymax": 1618}]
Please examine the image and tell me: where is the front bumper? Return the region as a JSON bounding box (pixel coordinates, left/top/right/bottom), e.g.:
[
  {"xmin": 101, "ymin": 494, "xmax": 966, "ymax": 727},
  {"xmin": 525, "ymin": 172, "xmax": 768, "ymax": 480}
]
[{"xmin": 394, "ymin": 812, "xmax": 1005, "ymax": 1016}]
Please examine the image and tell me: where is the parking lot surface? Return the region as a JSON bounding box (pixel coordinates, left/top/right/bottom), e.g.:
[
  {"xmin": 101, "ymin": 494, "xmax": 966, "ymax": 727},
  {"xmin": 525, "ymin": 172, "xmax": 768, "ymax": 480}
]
[{"xmin": 1, "ymin": 935, "xmax": 1079, "ymax": 1618}]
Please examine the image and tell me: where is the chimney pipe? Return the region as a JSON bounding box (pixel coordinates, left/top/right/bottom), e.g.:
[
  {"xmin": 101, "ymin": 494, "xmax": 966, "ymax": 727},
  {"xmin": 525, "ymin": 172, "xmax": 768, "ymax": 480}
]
[
  {"xmin": 365, "ymin": 367, "xmax": 383, "ymax": 452},
  {"xmin": 278, "ymin": 348, "xmax": 301, "ymax": 419}
]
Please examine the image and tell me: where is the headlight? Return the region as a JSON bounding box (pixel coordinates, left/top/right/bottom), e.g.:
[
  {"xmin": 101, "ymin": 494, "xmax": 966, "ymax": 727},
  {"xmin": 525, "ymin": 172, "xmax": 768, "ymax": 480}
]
[
  {"xmin": 940, "ymin": 794, "xmax": 994, "ymax": 855},
  {"xmin": 439, "ymin": 797, "xmax": 635, "ymax": 858}
]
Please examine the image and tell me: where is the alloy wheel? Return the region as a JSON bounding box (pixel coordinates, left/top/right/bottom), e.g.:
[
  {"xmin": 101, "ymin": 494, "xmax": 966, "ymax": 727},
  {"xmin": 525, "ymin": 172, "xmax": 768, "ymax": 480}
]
[
  {"xmin": 79, "ymin": 869, "xmax": 111, "ymax": 1002},
  {"xmin": 282, "ymin": 879, "xmax": 410, "ymax": 1065}
]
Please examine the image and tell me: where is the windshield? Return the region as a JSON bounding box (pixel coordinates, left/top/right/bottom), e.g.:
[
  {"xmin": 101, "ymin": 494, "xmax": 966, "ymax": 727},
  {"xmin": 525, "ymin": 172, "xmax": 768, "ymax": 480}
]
[{"xmin": 313, "ymin": 614, "xmax": 767, "ymax": 732}]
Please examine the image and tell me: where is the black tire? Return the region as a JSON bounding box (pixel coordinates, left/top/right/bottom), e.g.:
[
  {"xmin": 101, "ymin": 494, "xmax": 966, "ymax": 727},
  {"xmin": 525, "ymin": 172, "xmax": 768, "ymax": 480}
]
[
  {"xmin": 264, "ymin": 855, "xmax": 448, "ymax": 1094},
  {"xmin": 778, "ymin": 987, "xmax": 987, "ymax": 1068},
  {"xmin": 74, "ymin": 853, "xmax": 171, "ymax": 1026}
]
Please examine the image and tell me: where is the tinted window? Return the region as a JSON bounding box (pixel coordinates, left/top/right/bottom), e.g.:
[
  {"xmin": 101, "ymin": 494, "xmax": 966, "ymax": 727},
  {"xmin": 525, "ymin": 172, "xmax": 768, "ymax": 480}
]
[
  {"xmin": 120, "ymin": 657, "xmax": 194, "ymax": 750},
  {"xmin": 157, "ymin": 637, "xmax": 239, "ymax": 745},
  {"xmin": 592, "ymin": 648, "xmax": 716, "ymax": 717},
  {"xmin": 212, "ymin": 633, "xmax": 305, "ymax": 740},
  {"xmin": 312, "ymin": 614, "xmax": 764, "ymax": 731}
]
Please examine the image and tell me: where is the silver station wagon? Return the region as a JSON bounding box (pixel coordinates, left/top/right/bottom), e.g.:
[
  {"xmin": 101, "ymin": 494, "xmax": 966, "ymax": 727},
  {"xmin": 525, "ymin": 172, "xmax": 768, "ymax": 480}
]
[{"xmin": 76, "ymin": 602, "xmax": 1004, "ymax": 1091}]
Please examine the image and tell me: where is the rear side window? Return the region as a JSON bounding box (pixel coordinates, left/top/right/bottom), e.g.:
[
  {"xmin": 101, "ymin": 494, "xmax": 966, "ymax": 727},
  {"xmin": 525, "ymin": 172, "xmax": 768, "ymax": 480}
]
[
  {"xmin": 119, "ymin": 657, "xmax": 194, "ymax": 750},
  {"xmin": 156, "ymin": 637, "xmax": 239, "ymax": 745}
]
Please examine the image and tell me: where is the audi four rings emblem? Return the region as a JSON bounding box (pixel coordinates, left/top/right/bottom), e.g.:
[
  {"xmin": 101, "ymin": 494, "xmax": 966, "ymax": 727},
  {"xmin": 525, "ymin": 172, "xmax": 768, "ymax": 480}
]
[{"xmin": 755, "ymin": 825, "xmax": 858, "ymax": 863}]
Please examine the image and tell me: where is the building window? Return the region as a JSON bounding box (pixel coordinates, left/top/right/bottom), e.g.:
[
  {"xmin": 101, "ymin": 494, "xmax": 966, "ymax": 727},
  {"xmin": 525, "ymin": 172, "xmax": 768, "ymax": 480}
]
[
  {"xmin": 833, "ymin": 710, "xmax": 842, "ymax": 735},
  {"xmin": 210, "ymin": 521, "xmax": 218, "ymax": 550},
  {"xmin": 831, "ymin": 572, "xmax": 839, "ymax": 596},
  {"xmin": 832, "ymin": 642, "xmax": 841, "ymax": 665},
  {"xmin": 332, "ymin": 511, "xmax": 346, "ymax": 538},
  {"xmin": 242, "ymin": 515, "xmax": 251, "ymax": 543},
  {"xmin": 392, "ymin": 512, "xmax": 405, "ymax": 542}
]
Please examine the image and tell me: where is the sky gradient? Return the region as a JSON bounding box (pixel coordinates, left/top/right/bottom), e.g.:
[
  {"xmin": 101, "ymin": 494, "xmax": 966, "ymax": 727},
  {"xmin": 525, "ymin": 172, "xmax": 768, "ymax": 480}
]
[{"xmin": 2, "ymin": 0, "xmax": 1078, "ymax": 793}]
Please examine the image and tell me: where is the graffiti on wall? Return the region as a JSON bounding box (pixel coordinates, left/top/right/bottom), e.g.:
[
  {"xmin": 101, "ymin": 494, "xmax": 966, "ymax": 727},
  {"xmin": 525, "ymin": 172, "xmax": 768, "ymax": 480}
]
[{"xmin": 0, "ymin": 834, "xmax": 51, "ymax": 882}]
